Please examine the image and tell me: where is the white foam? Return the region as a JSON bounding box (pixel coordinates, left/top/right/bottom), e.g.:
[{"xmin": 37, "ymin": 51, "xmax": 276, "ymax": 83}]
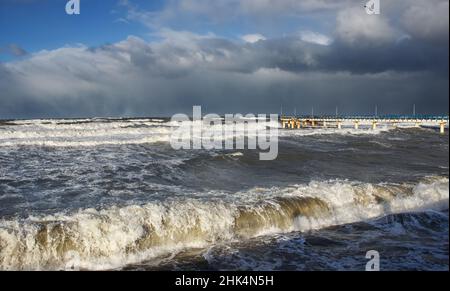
[
  {"xmin": 280, "ymin": 126, "xmax": 391, "ymax": 137},
  {"xmin": 0, "ymin": 177, "xmax": 447, "ymax": 270},
  {"xmin": 226, "ymin": 152, "xmax": 244, "ymax": 157},
  {"xmin": 0, "ymin": 119, "xmax": 173, "ymax": 147},
  {"xmin": 0, "ymin": 118, "xmax": 398, "ymax": 148}
]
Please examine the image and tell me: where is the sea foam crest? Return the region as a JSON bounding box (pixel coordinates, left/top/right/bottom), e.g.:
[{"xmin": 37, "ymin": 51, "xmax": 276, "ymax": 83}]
[
  {"xmin": 0, "ymin": 177, "xmax": 447, "ymax": 270},
  {"xmin": 0, "ymin": 118, "xmax": 395, "ymax": 147}
]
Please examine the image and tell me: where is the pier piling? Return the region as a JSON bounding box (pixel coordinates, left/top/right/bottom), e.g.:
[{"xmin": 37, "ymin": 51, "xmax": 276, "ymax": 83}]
[
  {"xmin": 440, "ymin": 121, "xmax": 446, "ymax": 134},
  {"xmin": 372, "ymin": 121, "xmax": 378, "ymax": 130}
]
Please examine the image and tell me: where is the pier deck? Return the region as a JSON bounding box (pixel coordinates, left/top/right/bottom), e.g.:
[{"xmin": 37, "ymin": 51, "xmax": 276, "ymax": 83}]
[{"xmin": 280, "ymin": 116, "xmax": 449, "ymax": 134}]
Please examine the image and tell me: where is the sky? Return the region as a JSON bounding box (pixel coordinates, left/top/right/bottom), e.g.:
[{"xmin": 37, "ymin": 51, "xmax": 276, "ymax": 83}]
[{"xmin": 0, "ymin": 0, "xmax": 449, "ymax": 118}]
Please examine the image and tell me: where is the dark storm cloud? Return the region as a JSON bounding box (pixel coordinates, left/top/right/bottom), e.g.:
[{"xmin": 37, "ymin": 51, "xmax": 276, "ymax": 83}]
[
  {"xmin": 322, "ymin": 39, "xmax": 449, "ymax": 75},
  {"xmin": 0, "ymin": 0, "xmax": 448, "ymax": 118}
]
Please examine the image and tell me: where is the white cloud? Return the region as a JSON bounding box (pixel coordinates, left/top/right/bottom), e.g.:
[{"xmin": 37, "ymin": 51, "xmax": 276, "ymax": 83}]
[
  {"xmin": 120, "ymin": 0, "xmax": 352, "ymax": 29},
  {"xmin": 239, "ymin": 0, "xmax": 347, "ymax": 14},
  {"xmin": 336, "ymin": 7, "xmax": 397, "ymax": 46},
  {"xmin": 241, "ymin": 34, "xmax": 266, "ymax": 43},
  {"xmin": 300, "ymin": 31, "xmax": 332, "ymax": 46},
  {"xmin": 177, "ymin": 0, "xmax": 349, "ymax": 17}
]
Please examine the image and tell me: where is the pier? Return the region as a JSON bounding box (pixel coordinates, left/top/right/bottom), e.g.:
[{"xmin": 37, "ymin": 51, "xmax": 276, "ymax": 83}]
[{"xmin": 280, "ymin": 116, "xmax": 449, "ymax": 134}]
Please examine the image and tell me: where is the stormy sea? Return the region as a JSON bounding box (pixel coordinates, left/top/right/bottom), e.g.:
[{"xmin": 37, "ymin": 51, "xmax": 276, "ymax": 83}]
[{"xmin": 0, "ymin": 118, "xmax": 448, "ymax": 271}]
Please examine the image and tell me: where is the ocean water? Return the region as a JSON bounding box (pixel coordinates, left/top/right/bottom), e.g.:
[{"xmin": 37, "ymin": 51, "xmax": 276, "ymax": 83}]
[{"xmin": 0, "ymin": 118, "xmax": 448, "ymax": 271}]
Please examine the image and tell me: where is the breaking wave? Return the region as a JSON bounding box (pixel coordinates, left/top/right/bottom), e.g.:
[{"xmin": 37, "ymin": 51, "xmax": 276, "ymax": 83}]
[
  {"xmin": 0, "ymin": 118, "xmax": 401, "ymax": 148},
  {"xmin": 0, "ymin": 176, "xmax": 447, "ymax": 271}
]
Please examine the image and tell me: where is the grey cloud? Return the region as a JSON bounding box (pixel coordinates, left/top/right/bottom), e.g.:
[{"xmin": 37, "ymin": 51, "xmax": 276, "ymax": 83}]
[
  {"xmin": 0, "ymin": 0, "xmax": 448, "ymax": 118},
  {"xmin": 0, "ymin": 29, "xmax": 448, "ymax": 119},
  {"xmin": 401, "ymin": 0, "xmax": 449, "ymax": 44}
]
